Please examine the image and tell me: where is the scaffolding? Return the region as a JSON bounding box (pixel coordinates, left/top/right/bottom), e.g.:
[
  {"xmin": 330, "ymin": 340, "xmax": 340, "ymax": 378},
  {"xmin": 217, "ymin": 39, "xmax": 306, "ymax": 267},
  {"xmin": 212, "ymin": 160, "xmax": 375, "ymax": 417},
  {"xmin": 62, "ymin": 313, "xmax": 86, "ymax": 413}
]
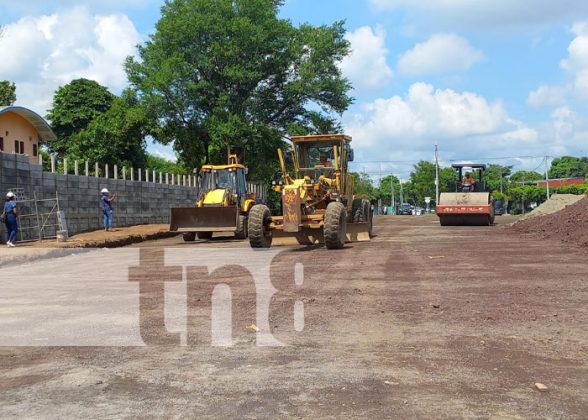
[{"xmin": 8, "ymin": 189, "xmax": 65, "ymax": 243}]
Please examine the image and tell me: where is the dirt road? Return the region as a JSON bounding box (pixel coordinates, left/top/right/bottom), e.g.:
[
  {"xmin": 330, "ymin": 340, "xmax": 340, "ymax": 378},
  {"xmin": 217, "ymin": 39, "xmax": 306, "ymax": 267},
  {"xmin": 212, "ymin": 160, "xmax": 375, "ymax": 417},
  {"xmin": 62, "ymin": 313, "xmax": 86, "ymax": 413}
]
[{"xmin": 1, "ymin": 215, "xmax": 586, "ymax": 418}]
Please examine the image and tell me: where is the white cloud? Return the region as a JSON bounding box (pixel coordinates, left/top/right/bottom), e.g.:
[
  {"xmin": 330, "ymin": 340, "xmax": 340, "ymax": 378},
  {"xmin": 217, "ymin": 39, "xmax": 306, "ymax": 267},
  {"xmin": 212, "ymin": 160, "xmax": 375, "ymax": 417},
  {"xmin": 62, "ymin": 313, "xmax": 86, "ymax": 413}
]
[
  {"xmin": 370, "ymin": 0, "xmax": 588, "ymax": 29},
  {"xmin": 0, "ymin": 7, "xmax": 141, "ymax": 114},
  {"xmin": 527, "ymin": 85, "xmax": 567, "ymax": 108},
  {"xmin": 561, "ymin": 22, "xmax": 588, "ymax": 98},
  {"xmin": 340, "ymin": 26, "xmax": 393, "ymax": 92},
  {"xmin": 397, "ymin": 33, "xmax": 485, "ymax": 76},
  {"xmin": 344, "ymin": 83, "xmax": 543, "ymax": 173}
]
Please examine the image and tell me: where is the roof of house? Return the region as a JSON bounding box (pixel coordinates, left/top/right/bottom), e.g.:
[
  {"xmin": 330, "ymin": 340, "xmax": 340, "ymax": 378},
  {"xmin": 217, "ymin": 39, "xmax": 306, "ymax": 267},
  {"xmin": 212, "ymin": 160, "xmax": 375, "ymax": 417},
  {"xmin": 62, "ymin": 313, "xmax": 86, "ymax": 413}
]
[{"xmin": 0, "ymin": 106, "xmax": 57, "ymax": 142}]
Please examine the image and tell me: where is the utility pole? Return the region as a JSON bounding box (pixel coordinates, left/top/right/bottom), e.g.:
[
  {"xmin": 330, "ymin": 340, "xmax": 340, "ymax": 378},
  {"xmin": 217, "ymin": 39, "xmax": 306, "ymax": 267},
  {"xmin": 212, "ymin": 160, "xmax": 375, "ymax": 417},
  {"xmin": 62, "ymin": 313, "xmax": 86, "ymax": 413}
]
[
  {"xmin": 378, "ymin": 163, "xmax": 382, "ymax": 215},
  {"xmin": 500, "ymin": 172, "xmax": 504, "ymax": 194},
  {"xmin": 544, "ymin": 155, "xmax": 551, "ymax": 200},
  {"xmin": 400, "ymin": 181, "xmax": 404, "ymax": 204},
  {"xmin": 391, "ymin": 178, "xmax": 396, "ymax": 215},
  {"xmin": 435, "ymin": 144, "xmax": 440, "ymax": 207}
]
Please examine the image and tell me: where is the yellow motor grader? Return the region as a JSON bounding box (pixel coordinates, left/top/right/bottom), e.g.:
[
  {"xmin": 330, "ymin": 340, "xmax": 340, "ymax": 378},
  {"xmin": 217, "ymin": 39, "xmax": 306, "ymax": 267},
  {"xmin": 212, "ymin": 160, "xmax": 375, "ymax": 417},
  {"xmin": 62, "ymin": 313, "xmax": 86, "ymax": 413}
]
[
  {"xmin": 170, "ymin": 154, "xmax": 256, "ymax": 241},
  {"xmin": 248, "ymin": 134, "xmax": 372, "ymax": 249}
]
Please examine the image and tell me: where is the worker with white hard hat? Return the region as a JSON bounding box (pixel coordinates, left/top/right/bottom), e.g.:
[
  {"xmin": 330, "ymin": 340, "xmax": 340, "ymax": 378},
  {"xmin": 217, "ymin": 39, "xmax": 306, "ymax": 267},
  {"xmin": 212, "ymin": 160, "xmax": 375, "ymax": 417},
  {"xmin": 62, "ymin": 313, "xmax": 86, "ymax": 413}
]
[
  {"xmin": 3, "ymin": 191, "xmax": 18, "ymax": 247},
  {"xmin": 100, "ymin": 188, "xmax": 117, "ymax": 231}
]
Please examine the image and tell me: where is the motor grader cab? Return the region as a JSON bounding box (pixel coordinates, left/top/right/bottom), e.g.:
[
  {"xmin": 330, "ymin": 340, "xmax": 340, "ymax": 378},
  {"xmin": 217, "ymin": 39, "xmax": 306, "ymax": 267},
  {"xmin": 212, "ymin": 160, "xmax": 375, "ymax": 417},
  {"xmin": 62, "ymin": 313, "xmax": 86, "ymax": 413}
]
[
  {"xmin": 169, "ymin": 154, "xmax": 256, "ymax": 241},
  {"xmin": 437, "ymin": 163, "xmax": 495, "ymax": 226},
  {"xmin": 247, "ymin": 134, "xmax": 373, "ymax": 249}
]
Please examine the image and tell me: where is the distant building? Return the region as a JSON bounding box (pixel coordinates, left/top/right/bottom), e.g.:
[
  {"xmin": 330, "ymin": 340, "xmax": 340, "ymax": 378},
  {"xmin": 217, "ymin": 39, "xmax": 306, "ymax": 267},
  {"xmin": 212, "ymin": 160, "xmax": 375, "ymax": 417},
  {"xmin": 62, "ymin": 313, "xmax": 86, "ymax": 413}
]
[
  {"xmin": 0, "ymin": 106, "xmax": 57, "ymax": 164},
  {"xmin": 536, "ymin": 177, "xmax": 585, "ymax": 188}
]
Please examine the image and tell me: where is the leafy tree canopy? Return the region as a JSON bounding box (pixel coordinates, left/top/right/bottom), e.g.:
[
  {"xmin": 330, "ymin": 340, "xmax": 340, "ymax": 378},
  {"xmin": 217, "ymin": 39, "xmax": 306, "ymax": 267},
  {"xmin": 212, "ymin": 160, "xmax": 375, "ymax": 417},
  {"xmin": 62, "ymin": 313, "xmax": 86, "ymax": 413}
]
[
  {"xmin": 146, "ymin": 153, "xmax": 184, "ymax": 174},
  {"xmin": 46, "ymin": 78, "xmax": 115, "ymax": 155},
  {"xmin": 483, "ymin": 164, "xmax": 512, "ymax": 191},
  {"xmin": 125, "ymin": 0, "xmax": 352, "ymax": 181},
  {"xmin": 67, "ymin": 89, "xmax": 151, "ymax": 168},
  {"xmin": 353, "ymin": 172, "xmax": 377, "ymax": 201},
  {"xmin": 548, "ymin": 156, "xmax": 588, "ymax": 179},
  {"xmin": 509, "ymin": 170, "xmax": 543, "ymax": 183},
  {"xmin": 46, "ymin": 80, "xmax": 151, "ymax": 168},
  {"xmin": 0, "ymin": 80, "xmax": 16, "ymax": 106}
]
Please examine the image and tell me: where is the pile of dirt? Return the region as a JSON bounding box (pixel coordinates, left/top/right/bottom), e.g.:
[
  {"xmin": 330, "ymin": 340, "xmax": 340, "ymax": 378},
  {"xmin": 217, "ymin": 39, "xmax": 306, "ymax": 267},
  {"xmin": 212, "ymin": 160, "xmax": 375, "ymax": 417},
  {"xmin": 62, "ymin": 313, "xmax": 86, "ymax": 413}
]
[
  {"xmin": 512, "ymin": 196, "xmax": 588, "ymax": 248},
  {"xmin": 519, "ymin": 194, "xmax": 584, "ymax": 220},
  {"xmin": 16, "ymin": 224, "xmax": 178, "ymax": 249}
]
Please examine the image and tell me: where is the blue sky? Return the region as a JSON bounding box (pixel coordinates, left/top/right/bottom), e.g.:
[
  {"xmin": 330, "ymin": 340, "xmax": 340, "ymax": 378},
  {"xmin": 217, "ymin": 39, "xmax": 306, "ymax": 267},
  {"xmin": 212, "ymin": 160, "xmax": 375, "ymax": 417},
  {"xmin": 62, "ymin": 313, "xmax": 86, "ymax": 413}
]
[{"xmin": 2, "ymin": 0, "xmax": 588, "ymax": 179}]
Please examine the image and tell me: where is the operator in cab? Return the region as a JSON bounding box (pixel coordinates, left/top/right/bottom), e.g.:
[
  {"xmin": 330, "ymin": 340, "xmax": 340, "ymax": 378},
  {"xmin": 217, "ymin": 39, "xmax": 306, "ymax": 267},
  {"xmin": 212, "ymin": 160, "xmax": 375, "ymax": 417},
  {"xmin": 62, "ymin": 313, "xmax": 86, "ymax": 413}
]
[
  {"xmin": 316, "ymin": 152, "xmax": 333, "ymax": 168},
  {"xmin": 463, "ymin": 172, "xmax": 476, "ymax": 191}
]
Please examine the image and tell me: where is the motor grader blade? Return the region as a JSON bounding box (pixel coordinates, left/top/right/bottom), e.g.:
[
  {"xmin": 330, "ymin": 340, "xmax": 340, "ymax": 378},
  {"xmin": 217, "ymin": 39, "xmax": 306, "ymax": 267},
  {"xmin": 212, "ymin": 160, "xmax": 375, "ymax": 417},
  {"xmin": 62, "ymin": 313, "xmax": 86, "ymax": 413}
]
[
  {"xmin": 170, "ymin": 206, "xmax": 238, "ymax": 232},
  {"xmin": 345, "ymin": 222, "xmax": 371, "ymax": 242},
  {"xmin": 270, "ymin": 228, "xmax": 324, "ymax": 246}
]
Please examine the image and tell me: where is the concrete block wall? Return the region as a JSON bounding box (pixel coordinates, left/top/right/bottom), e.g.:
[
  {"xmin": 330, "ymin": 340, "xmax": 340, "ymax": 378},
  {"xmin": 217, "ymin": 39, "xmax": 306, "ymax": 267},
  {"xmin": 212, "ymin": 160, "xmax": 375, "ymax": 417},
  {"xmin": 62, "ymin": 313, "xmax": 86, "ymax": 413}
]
[{"xmin": 0, "ymin": 152, "xmax": 198, "ymax": 242}]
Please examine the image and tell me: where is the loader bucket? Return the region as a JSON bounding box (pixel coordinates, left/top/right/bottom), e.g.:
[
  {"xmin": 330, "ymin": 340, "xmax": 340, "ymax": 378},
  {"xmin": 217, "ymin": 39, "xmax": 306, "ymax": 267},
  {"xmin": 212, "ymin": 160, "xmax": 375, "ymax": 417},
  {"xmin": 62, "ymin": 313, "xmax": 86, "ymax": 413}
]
[
  {"xmin": 170, "ymin": 206, "xmax": 238, "ymax": 232},
  {"xmin": 345, "ymin": 222, "xmax": 371, "ymax": 242}
]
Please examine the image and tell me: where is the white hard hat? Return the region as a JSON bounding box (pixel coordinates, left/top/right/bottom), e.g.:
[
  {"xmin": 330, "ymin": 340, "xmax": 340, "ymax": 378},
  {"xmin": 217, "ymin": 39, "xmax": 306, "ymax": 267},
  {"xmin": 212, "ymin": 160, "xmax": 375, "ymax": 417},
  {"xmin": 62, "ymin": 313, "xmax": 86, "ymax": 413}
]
[
  {"xmin": 6, "ymin": 192, "xmax": 15, "ymax": 198},
  {"xmin": 101, "ymin": 188, "xmax": 109, "ymax": 194}
]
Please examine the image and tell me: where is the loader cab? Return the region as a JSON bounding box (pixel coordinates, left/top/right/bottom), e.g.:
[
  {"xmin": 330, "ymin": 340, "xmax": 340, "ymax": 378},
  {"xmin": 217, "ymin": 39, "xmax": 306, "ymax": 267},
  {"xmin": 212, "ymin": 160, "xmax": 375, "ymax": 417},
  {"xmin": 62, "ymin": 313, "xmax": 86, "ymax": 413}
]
[
  {"xmin": 200, "ymin": 165, "xmax": 248, "ymax": 205},
  {"xmin": 452, "ymin": 163, "xmax": 487, "ymax": 193}
]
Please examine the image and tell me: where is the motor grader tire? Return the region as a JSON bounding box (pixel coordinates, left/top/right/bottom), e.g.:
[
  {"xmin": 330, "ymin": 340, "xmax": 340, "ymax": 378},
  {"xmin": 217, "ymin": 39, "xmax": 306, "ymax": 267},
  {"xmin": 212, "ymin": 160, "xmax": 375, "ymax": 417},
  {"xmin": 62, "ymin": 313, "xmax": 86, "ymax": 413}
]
[
  {"xmin": 295, "ymin": 229, "xmax": 316, "ymax": 246},
  {"xmin": 361, "ymin": 199, "xmax": 373, "ymax": 238},
  {"xmin": 182, "ymin": 232, "xmax": 196, "ymax": 242},
  {"xmin": 324, "ymin": 202, "xmax": 347, "ymax": 250},
  {"xmin": 351, "ymin": 198, "xmax": 363, "ymax": 223},
  {"xmin": 248, "ymin": 205, "xmax": 272, "ymax": 248},
  {"xmin": 235, "ymin": 214, "xmax": 248, "ymax": 239},
  {"xmin": 197, "ymin": 232, "xmax": 213, "ymax": 240}
]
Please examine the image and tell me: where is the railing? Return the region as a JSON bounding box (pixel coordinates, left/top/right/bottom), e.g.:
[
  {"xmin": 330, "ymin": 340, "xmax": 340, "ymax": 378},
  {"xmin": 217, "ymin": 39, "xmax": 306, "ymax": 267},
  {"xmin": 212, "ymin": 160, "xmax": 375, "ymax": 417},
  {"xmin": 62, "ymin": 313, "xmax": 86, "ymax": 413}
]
[{"xmin": 38, "ymin": 154, "xmax": 198, "ymax": 188}]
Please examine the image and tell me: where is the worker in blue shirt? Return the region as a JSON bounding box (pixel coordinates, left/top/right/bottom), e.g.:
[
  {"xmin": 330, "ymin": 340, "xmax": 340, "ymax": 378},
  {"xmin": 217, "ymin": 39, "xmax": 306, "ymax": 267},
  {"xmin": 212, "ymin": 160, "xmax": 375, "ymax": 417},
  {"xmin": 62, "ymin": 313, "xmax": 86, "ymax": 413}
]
[
  {"xmin": 4, "ymin": 191, "xmax": 18, "ymax": 247},
  {"xmin": 100, "ymin": 188, "xmax": 117, "ymax": 231}
]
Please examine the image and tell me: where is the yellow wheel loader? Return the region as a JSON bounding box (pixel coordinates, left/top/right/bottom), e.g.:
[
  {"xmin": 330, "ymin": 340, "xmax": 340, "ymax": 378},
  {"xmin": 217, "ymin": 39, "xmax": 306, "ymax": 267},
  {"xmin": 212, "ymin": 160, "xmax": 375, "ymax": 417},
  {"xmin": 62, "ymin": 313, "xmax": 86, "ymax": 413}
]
[
  {"xmin": 170, "ymin": 155, "xmax": 256, "ymax": 241},
  {"xmin": 248, "ymin": 134, "xmax": 373, "ymax": 249},
  {"xmin": 437, "ymin": 163, "xmax": 495, "ymax": 226}
]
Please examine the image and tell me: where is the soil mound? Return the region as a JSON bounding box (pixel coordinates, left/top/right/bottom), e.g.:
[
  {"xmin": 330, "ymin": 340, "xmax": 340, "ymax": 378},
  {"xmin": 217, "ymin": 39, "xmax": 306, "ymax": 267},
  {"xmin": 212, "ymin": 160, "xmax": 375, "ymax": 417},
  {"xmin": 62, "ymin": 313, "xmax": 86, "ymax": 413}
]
[
  {"xmin": 519, "ymin": 194, "xmax": 584, "ymax": 220},
  {"xmin": 512, "ymin": 196, "xmax": 588, "ymax": 248}
]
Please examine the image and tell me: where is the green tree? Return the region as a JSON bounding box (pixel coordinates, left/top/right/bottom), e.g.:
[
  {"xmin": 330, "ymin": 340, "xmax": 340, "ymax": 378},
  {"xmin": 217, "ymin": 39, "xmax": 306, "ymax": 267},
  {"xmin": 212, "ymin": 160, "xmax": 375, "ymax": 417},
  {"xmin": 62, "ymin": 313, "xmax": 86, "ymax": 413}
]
[
  {"xmin": 509, "ymin": 185, "xmax": 546, "ymax": 212},
  {"xmin": 376, "ymin": 174, "xmax": 400, "ymax": 205},
  {"xmin": 353, "ymin": 172, "xmax": 377, "ymax": 201},
  {"xmin": 0, "ymin": 80, "xmax": 16, "ymax": 106},
  {"xmin": 548, "ymin": 156, "xmax": 588, "ymax": 179},
  {"xmin": 146, "ymin": 153, "xmax": 184, "ymax": 174},
  {"xmin": 46, "ymin": 78, "xmax": 115, "ymax": 155},
  {"xmin": 407, "ymin": 161, "xmax": 436, "ymax": 205},
  {"xmin": 66, "ymin": 90, "xmax": 151, "ymax": 168},
  {"xmin": 404, "ymin": 161, "xmax": 455, "ymax": 205},
  {"xmin": 483, "ymin": 164, "xmax": 512, "ymax": 192},
  {"xmin": 125, "ymin": 0, "xmax": 352, "ymax": 181},
  {"xmin": 509, "ymin": 170, "xmax": 543, "ymax": 184}
]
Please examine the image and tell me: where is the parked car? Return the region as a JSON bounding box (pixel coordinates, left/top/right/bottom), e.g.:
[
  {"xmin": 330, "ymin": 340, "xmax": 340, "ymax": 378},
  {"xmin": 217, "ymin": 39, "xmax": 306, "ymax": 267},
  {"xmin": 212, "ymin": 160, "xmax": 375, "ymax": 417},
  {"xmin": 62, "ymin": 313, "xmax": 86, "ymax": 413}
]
[
  {"xmin": 494, "ymin": 200, "xmax": 506, "ymax": 216},
  {"xmin": 398, "ymin": 203, "xmax": 413, "ymax": 215}
]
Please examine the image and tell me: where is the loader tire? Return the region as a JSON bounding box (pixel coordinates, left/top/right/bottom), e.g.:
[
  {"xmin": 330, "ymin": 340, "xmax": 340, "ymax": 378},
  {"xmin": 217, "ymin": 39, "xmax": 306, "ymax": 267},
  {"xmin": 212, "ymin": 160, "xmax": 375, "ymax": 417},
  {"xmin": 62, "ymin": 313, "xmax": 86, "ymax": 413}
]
[
  {"xmin": 197, "ymin": 232, "xmax": 213, "ymax": 240},
  {"xmin": 324, "ymin": 202, "xmax": 347, "ymax": 250},
  {"xmin": 183, "ymin": 232, "xmax": 196, "ymax": 242},
  {"xmin": 248, "ymin": 205, "xmax": 272, "ymax": 248},
  {"xmin": 235, "ymin": 214, "xmax": 248, "ymax": 240}
]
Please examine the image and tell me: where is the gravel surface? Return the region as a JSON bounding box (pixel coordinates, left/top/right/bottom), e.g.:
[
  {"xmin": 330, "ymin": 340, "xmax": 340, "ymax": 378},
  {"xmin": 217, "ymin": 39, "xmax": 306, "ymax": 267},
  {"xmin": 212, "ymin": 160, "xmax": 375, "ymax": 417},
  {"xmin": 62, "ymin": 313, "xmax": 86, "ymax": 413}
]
[{"xmin": 1, "ymin": 215, "xmax": 586, "ymax": 418}]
